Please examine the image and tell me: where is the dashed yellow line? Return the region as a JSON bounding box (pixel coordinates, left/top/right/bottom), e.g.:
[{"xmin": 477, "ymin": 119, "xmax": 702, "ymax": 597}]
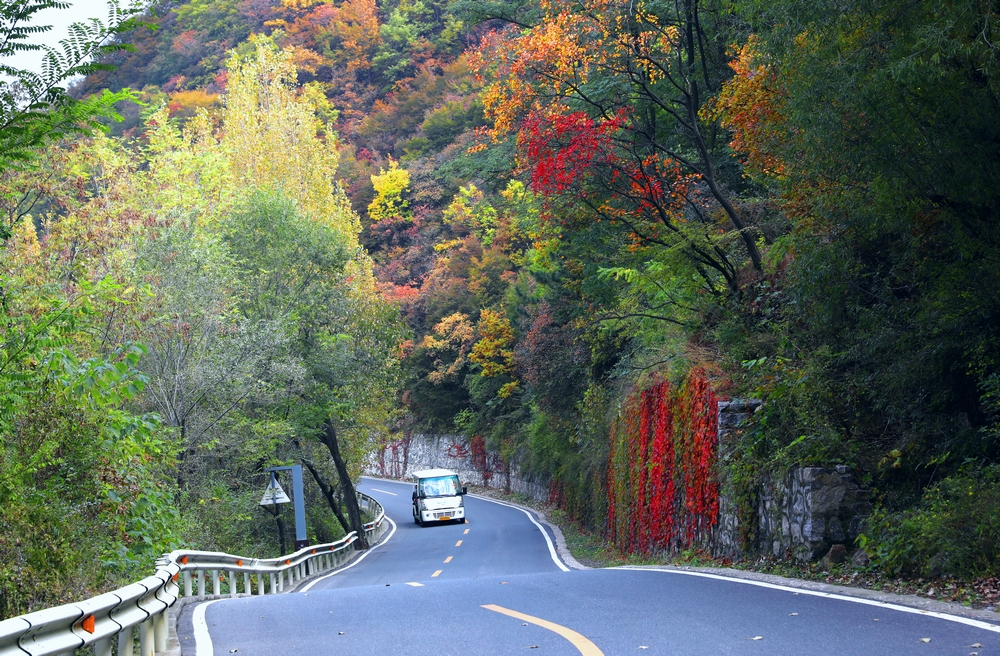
[
  {"xmin": 482, "ymin": 605, "xmax": 604, "ymax": 656},
  {"xmin": 463, "ymin": 528, "xmax": 470, "ymax": 534},
  {"xmin": 431, "ymin": 570, "xmax": 442, "ymax": 578},
  {"xmin": 455, "ymin": 540, "xmax": 463, "ymax": 547},
  {"xmin": 444, "ymin": 556, "xmax": 453, "ymax": 563}
]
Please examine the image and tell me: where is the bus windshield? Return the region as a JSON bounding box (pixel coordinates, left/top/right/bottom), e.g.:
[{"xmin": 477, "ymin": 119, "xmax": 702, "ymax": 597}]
[{"xmin": 419, "ymin": 475, "xmax": 460, "ymax": 497}]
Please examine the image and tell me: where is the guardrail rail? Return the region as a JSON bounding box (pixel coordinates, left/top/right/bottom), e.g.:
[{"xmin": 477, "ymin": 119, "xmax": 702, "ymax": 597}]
[{"xmin": 0, "ymin": 492, "xmax": 387, "ymax": 656}]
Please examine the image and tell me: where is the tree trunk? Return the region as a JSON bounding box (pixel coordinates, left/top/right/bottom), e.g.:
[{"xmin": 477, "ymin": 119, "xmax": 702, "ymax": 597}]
[
  {"xmin": 301, "ymin": 458, "xmax": 351, "ymax": 534},
  {"xmin": 321, "ymin": 418, "xmax": 369, "ymax": 549},
  {"xmin": 265, "ymin": 504, "xmax": 287, "ymax": 555}
]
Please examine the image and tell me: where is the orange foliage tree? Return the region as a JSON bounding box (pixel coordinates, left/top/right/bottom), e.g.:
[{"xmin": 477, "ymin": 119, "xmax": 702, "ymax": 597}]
[
  {"xmin": 702, "ymin": 38, "xmax": 790, "ymax": 181},
  {"xmin": 470, "ymin": 0, "xmax": 765, "ymax": 289}
]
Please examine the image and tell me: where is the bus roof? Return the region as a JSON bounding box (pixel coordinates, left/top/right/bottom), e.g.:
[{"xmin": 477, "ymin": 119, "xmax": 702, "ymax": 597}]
[{"xmin": 412, "ymin": 468, "xmax": 459, "ymax": 479}]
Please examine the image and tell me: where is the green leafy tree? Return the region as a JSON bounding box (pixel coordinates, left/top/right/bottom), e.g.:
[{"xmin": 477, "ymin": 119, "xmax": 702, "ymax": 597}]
[{"xmin": 0, "ymin": 0, "xmax": 143, "ymax": 177}]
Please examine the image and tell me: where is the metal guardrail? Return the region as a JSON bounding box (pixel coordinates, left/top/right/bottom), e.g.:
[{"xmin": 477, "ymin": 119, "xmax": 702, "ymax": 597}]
[{"xmin": 0, "ymin": 492, "xmax": 387, "ymax": 656}]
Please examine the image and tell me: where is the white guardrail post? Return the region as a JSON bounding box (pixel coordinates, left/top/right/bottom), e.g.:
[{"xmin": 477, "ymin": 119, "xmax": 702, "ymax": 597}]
[{"xmin": 0, "ymin": 492, "xmax": 385, "ymax": 656}]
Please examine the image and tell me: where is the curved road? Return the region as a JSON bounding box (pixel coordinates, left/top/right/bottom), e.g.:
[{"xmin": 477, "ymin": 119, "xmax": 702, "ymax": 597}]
[{"xmin": 178, "ymin": 477, "xmax": 1000, "ymax": 655}]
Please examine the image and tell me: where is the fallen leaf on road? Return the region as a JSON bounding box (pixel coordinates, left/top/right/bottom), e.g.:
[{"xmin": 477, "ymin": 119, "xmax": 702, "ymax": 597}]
[
  {"xmin": 338, "ymin": 632, "xmax": 345, "ymax": 635},
  {"xmin": 921, "ymin": 638, "xmax": 931, "ymax": 643},
  {"xmin": 528, "ymin": 646, "xmax": 538, "ymax": 649},
  {"xmin": 752, "ymin": 636, "xmax": 763, "ymax": 641},
  {"xmin": 229, "ymin": 650, "xmax": 237, "ymax": 653}
]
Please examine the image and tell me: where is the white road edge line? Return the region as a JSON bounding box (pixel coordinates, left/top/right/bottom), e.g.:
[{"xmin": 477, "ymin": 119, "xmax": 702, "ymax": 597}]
[
  {"xmin": 370, "ymin": 487, "xmax": 398, "ymax": 496},
  {"xmin": 469, "ymin": 494, "xmax": 571, "ymax": 572},
  {"xmin": 192, "ymin": 598, "xmax": 225, "ymax": 656},
  {"xmin": 615, "ymin": 566, "xmax": 1000, "ymax": 634},
  {"xmin": 298, "ymin": 514, "xmax": 399, "ymax": 592}
]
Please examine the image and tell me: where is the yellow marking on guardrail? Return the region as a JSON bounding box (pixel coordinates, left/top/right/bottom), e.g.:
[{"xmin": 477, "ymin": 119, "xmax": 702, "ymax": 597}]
[
  {"xmin": 432, "ymin": 570, "xmax": 442, "ymax": 578},
  {"xmin": 444, "ymin": 556, "xmax": 453, "ymax": 563},
  {"xmin": 482, "ymin": 605, "xmax": 604, "ymax": 655},
  {"xmin": 455, "ymin": 540, "xmax": 463, "ymax": 547}
]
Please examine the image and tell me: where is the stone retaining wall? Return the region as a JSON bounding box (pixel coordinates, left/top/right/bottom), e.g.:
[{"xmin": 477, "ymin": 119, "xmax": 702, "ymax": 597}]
[
  {"xmin": 757, "ymin": 466, "xmax": 872, "ymax": 561},
  {"xmin": 712, "ymin": 400, "xmax": 872, "ymax": 561},
  {"xmin": 366, "ymin": 434, "xmax": 549, "ymax": 502},
  {"xmin": 373, "ymin": 400, "xmax": 872, "ymax": 563}
]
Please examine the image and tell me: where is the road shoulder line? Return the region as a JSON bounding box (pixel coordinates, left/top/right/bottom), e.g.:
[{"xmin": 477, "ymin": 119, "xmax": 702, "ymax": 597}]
[
  {"xmin": 297, "ymin": 515, "xmax": 399, "ymax": 592},
  {"xmin": 192, "ymin": 598, "xmax": 225, "ymax": 656},
  {"xmin": 616, "ymin": 565, "xmax": 1000, "ymax": 631},
  {"xmin": 468, "ymin": 494, "xmax": 576, "ymax": 572},
  {"xmin": 468, "ymin": 494, "xmax": 587, "ymax": 571}
]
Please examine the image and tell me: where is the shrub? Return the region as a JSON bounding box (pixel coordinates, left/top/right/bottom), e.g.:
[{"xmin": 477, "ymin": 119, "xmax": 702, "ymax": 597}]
[{"xmin": 862, "ymin": 466, "xmax": 1000, "ymax": 578}]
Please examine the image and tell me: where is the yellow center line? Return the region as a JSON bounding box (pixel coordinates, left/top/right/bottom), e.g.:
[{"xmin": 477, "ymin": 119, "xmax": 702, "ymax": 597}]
[
  {"xmin": 431, "ymin": 570, "xmax": 442, "ymax": 578},
  {"xmin": 455, "ymin": 540, "xmax": 463, "ymax": 547},
  {"xmin": 444, "ymin": 556, "xmax": 453, "ymax": 563},
  {"xmin": 463, "ymin": 528, "xmax": 470, "ymax": 534},
  {"xmin": 481, "ymin": 605, "xmax": 604, "ymax": 656}
]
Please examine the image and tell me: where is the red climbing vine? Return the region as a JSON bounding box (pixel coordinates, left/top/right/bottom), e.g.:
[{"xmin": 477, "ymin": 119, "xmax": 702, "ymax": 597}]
[
  {"xmin": 603, "ymin": 370, "xmax": 719, "ymax": 554},
  {"xmin": 470, "ymin": 434, "xmax": 493, "ymax": 486}
]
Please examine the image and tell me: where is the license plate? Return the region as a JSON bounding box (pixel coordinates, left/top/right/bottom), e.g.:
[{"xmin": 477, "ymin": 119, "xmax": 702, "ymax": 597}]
[{"xmin": 439, "ymin": 516, "xmax": 451, "ymax": 521}]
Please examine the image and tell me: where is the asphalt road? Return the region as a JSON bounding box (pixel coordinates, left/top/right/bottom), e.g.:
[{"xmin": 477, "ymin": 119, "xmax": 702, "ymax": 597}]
[{"xmin": 178, "ymin": 477, "xmax": 1000, "ymax": 655}]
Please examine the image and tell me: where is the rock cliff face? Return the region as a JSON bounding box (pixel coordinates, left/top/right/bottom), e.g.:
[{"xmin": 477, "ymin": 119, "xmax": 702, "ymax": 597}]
[{"xmin": 712, "ymin": 401, "xmax": 872, "ymax": 561}]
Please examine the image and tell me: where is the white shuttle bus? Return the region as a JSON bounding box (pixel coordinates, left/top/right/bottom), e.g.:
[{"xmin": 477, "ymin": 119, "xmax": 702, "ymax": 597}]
[{"xmin": 411, "ymin": 468, "xmax": 467, "ymax": 526}]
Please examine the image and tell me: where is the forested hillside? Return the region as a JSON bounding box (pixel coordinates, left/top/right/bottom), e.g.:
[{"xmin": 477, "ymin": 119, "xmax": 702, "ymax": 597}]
[{"xmin": 3, "ymin": 0, "xmax": 999, "ymax": 617}]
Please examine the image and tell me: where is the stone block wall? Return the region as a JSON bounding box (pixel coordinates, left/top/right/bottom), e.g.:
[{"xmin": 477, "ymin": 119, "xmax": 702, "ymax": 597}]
[
  {"xmin": 711, "ymin": 400, "xmax": 872, "ymax": 561},
  {"xmin": 366, "ymin": 434, "xmax": 549, "ymax": 502},
  {"xmin": 757, "ymin": 466, "xmax": 872, "ymax": 561}
]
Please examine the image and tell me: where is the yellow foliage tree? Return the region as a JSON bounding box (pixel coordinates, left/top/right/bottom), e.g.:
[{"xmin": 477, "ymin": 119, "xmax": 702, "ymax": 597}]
[
  {"xmin": 223, "ymin": 35, "xmax": 359, "ymax": 245},
  {"xmin": 420, "ymin": 312, "xmax": 475, "ymax": 384},
  {"xmin": 470, "ymin": 308, "xmax": 515, "ymax": 378},
  {"xmin": 367, "ymin": 158, "xmax": 411, "ymax": 222}
]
